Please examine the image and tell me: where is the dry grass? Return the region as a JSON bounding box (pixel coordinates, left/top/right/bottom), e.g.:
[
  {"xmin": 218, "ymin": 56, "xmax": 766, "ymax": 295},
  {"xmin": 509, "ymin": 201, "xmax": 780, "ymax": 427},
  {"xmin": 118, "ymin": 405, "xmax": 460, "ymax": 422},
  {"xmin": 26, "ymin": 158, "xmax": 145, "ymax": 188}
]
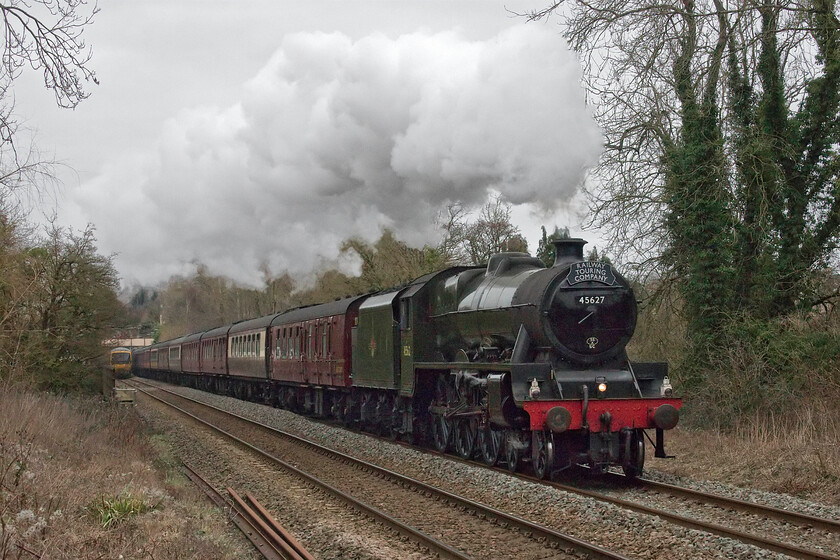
[
  {"xmin": 0, "ymin": 385, "xmax": 255, "ymax": 559},
  {"xmin": 650, "ymin": 405, "xmax": 840, "ymax": 505}
]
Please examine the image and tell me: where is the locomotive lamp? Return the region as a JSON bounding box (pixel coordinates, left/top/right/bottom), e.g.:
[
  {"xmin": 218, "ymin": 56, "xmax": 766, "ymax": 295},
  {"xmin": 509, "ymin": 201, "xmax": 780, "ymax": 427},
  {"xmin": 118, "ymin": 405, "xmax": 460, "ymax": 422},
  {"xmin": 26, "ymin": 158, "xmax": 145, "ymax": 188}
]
[
  {"xmin": 660, "ymin": 376, "xmax": 673, "ymax": 397},
  {"xmin": 596, "ymin": 377, "xmax": 607, "ymax": 398},
  {"xmin": 529, "ymin": 378, "xmax": 541, "ymax": 399}
]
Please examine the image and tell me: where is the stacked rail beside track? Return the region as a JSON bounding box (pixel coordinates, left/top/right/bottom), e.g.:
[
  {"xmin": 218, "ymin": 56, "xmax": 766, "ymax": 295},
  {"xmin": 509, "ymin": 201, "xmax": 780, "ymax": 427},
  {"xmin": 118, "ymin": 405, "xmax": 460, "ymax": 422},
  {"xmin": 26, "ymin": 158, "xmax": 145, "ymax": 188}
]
[{"xmin": 183, "ymin": 463, "xmax": 306, "ymax": 560}]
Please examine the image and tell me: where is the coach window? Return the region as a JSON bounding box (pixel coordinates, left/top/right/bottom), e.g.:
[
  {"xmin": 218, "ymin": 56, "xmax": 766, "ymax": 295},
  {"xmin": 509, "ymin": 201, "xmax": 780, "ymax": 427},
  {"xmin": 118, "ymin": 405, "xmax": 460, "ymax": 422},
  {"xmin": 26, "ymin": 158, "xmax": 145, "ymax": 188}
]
[
  {"xmin": 300, "ymin": 326, "xmax": 305, "ymax": 358},
  {"xmin": 328, "ymin": 323, "xmax": 333, "ymax": 356},
  {"xmin": 280, "ymin": 329, "xmax": 285, "ymax": 358}
]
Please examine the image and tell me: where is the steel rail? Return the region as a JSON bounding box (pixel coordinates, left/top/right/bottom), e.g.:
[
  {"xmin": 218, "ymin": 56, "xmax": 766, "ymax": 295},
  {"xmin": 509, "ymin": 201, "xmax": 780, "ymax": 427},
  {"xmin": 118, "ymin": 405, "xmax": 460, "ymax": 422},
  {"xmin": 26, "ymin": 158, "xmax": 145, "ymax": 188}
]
[
  {"xmin": 133, "ymin": 381, "xmax": 472, "ymax": 560},
  {"xmin": 612, "ymin": 472, "xmax": 840, "ymax": 534},
  {"xmin": 129, "ymin": 379, "xmax": 631, "ymax": 560},
  {"xmin": 400, "ymin": 438, "xmax": 840, "ymax": 560},
  {"xmin": 227, "ymin": 488, "xmax": 311, "ymax": 560},
  {"xmin": 407, "ymin": 442, "xmax": 840, "ymax": 560},
  {"xmin": 244, "ymin": 492, "xmax": 316, "ymax": 560},
  {"xmin": 135, "ymin": 377, "xmax": 839, "ymax": 560},
  {"xmin": 182, "ymin": 462, "xmax": 287, "ymax": 560},
  {"xmin": 545, "ymin": 479, "xmax": 839, "ymax": 560}
]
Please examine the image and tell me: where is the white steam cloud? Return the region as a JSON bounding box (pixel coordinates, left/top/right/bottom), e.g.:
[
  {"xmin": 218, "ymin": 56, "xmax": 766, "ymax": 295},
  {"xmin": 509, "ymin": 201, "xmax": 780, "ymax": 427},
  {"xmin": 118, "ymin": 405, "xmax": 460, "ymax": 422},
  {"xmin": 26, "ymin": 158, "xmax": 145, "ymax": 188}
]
[{"xmin": 73, "ymin": 25, "xmax": 603, "ymax": 286}]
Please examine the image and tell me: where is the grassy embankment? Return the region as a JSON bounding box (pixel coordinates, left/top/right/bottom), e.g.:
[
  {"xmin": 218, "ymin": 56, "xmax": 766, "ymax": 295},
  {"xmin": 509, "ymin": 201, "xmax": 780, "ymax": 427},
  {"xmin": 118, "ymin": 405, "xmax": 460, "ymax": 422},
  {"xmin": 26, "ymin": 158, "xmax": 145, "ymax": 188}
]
[{"xmin": 0, "ymin": 385, "xmax": 254, "ymax": 559}]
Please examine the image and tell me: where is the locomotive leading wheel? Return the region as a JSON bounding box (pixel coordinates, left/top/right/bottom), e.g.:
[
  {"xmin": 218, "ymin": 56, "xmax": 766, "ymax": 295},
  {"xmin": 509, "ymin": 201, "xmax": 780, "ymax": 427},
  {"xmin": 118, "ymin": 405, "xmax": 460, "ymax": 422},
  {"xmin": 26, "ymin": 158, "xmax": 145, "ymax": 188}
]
[
  {"xmin": 532, "ymin": 430, "xmax": 555, "ymax": 480},
  {"xmin": 622, "ymin": 429, "xmax": 645, "ymax": 479},
  {"xmin": 477, "ymin": 426, "xmax": 503, "ymax": 466}
]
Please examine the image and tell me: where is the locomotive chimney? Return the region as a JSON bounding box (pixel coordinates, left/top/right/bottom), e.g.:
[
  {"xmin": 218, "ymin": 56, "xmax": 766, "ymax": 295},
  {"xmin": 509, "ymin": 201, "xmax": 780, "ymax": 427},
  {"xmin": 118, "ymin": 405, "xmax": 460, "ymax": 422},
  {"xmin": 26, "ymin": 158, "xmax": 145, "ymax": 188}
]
[{"xmin": 552, "ymin": 238, "xmax": 587, "ymax": 267}]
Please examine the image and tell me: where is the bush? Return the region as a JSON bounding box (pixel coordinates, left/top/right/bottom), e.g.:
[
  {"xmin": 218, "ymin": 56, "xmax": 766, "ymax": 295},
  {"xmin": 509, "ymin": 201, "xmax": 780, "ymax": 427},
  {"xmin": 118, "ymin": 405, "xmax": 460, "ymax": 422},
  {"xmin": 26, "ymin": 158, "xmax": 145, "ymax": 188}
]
[
  {"xmin": 0, "ymin": 387, "xmax": 253, "ymax": 559},
  {"xmin": 88, "ymin": 492, "xmax": 160, "ymax": 528},
  {"xmin": 674, "ymin": 313, "xmax": 840, "ymax": 432}
]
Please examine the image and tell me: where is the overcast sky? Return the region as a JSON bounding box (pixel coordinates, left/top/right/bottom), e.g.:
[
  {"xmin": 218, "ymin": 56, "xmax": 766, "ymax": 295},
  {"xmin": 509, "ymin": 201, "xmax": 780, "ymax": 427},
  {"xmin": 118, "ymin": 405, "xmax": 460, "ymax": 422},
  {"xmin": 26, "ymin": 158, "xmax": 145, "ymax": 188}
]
[{"xmin": 18, "ymin": 0, "xmax": 602, "ymax": 288}]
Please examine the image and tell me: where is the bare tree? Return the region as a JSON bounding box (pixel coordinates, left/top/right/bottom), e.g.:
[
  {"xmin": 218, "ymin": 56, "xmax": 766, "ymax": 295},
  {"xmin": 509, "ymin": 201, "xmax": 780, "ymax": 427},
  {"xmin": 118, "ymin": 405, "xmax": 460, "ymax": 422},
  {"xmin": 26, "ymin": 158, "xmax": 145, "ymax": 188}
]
[
  {"xmin": 439, "ymin": 196, "xmax": 529, "ymax": 265},
  {"xmin": 0, "ymin": 0, "xmax": 98, "ymax": 197},
  {"xmin": 524, "ymin": 0, "xmax": 840, "ymax": 336}
]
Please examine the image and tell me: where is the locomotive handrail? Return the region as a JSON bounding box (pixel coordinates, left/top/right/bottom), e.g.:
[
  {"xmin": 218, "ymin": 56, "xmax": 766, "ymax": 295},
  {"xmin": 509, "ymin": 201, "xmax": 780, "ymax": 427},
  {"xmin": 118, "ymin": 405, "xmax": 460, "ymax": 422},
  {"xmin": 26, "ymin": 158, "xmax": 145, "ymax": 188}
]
[
  {"xmin": 414, "ymin": 361, "xmax": 512, "ymax": 371},
  {"xmin": 428, "ymin": 303, "xmax": 535, "ymax": 319}
]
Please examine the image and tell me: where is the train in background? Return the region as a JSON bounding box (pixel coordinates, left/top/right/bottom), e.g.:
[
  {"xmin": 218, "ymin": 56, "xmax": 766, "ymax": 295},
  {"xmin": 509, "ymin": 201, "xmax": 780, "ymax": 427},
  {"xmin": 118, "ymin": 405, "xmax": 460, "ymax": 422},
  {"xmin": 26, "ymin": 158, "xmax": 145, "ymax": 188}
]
[
  {"xmin": 134, "ymin": 239, "xmax": 681, "ymax": 479},
  {"xmin": 109, "ymin": 347, "xmax": 133, "ymax": 379}
]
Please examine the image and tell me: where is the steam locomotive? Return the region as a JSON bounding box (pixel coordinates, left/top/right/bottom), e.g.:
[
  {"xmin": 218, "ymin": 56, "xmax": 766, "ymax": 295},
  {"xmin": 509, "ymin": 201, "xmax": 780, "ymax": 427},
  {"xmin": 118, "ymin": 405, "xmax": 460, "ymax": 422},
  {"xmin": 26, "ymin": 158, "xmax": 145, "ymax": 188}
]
[{"xmin": 134, "ymin": 239, "xmax": 680, "ymax": 479}]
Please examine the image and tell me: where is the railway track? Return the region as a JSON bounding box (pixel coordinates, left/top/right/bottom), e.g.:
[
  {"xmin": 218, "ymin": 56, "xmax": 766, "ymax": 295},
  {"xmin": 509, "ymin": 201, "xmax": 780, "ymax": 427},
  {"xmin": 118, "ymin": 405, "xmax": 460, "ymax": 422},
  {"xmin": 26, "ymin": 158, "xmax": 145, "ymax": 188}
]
[
  {"xmin": 127, "ymin": 378, "xmax": 631, "ymax": 560},
  {"xmin": 389, "ymin": 423, "xmax": 840, "ymax": 560},
  {"xmin": 129, "ymin": 377, "xmax": 840, "ymax": 560},
  {"xmin": 547, "ymin": 475, "xmax": 839, "ymax": 560}
]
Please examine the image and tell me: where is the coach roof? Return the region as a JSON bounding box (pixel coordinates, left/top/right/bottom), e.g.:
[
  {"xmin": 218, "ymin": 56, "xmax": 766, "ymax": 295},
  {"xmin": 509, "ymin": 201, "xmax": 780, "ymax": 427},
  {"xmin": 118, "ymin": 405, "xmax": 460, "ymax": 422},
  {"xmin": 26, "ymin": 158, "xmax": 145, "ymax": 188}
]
[{"xmin": 271, "ymin": 294, "xmax": 369, "ymax": 326}]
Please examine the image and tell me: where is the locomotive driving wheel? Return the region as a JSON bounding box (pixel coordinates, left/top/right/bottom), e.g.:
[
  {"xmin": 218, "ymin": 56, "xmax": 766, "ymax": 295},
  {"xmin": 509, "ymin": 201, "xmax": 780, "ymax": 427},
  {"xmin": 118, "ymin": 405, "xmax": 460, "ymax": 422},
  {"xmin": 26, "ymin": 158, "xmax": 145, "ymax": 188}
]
[
  {"xmin": 431, "ymin": 414, "xmax": 452, "ymax": 452},
  {"xmin": 453, "ymin": 418, "xmax": 477, "ymax": 459},
  {"xmin": 505, "ymin": 430, "xmax": 522, "ymax": 473},
  {"xmin": 477, "ymin": 425, "xmax": 503, "ymax": 466},
  {"xmin": 431, "ymin": 376, "xmax": 453, "ymax": 452},
  {"xmin": 532, "ymin": 430, "xmax": 555, "ymax": 480}
]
